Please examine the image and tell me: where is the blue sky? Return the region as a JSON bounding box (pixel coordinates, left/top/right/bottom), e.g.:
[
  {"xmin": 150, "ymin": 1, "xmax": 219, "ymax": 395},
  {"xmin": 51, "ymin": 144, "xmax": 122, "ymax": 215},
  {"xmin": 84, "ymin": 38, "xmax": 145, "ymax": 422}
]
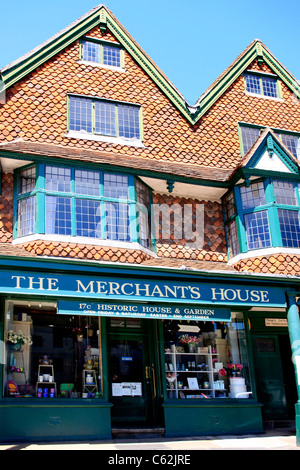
[{"xmin": 1, "ymin": 0, "xmax": 299, "ymax": 104}]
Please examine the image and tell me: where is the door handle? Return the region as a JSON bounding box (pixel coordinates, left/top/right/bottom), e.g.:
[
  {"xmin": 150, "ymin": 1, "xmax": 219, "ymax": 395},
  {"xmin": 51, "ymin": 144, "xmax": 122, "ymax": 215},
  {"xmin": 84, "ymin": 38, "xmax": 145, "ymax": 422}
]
[{"xmin": 145, "ymin": 366, "xmax": 151, "ymax": 380}]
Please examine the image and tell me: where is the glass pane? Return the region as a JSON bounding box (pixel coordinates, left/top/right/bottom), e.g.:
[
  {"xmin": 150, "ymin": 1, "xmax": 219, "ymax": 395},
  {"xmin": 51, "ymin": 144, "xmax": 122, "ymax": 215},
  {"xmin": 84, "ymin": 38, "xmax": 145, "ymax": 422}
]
[
  {"xmin": 245, "ymin": 74, "xmax": 261, "ymax": 94},
  {"xmin": 118, "ymin": 105, "xmax": 140, "ymax": 139},
  {"xmin": 136, "ymin": 179, "xmax": 149, "ymax": 209},
  {"xmin": 240, "ymin": 126, "xmax": 260, "ymax": 154},
  {"xmin": 110, "ymin": 340, "xmax": 144, "ymax": 396},
  {"xmin": 94, "ymin": 101, "xmax": 116, "ymax": 136},
  {"xmin": 163, "ymin": 315, "xmax": 252, "ymax": 399},
  {"xmin": 3, "ymin": 304, "xmax": 102, "ymax": 398},
  {"xmin": 69, "ymin": 96, "xmax": 93, "ymax": 133},
  {"xmin": 278, "ymin": 209, "xmax": 300, "ymax": 248},
  {"xmin": 226, "ymin": 219, "xmax": 239, "ymax": 258},
  {"xmin": 273, "ymin": 180, "xmax": 297, "ymax": 206},
  {"xmin": 280, "ymin": 134, "xmax": 300, "ymax": 159},
  {"xmin": 75, "ymin": 170, "xmax": 100, "ymax": 196},
  {"xmin": 45, "ymin": 196, "xmax": 72, "ymax": 235},
  {"xmin": 105, "ymin": 202, "xmax": 130, "ymax": 242},
  {"xmin": 139, "ymin": 210, "xmax": 150, "ymax": 248},
  {"xmin": 223, "ymin": 191, "xmax": 235, "ymax": 220},
  {"xmin": 256, "ymin": 338, "xmax": 276, "ymax": 353},
  {"xmin": 262, "ymin": 77, "xmax": 278, "ymax": 97},
  {"xmin": 244, "ymin": 211, "xmax": 271, "ymax": 250},
  {"xmin": 103, "ymin": 45, "xmax": 121, "ymax": 67},
  {"xmin": 103, "ymin": 173, "xmax": 129, "ymax": 200},
  {"xmin": 82, "ymin": 40, "xmax": 101, "ymax": 63},
  {"xmin": 76, "ymin": 199, "xmax": 101, "ymax": 238},
  {"xmin": 17, "ymin": 197, "xmax": 35, "ymax": 237},
  {"xmin": 45, "ymin": 166, "xmax": 71, "ymax": 193},
  {"xmin": 240, "ymin": 182, "xmax": 266, "ymax": 209},
  {"xmin": 19, "ymin": 167, "xmax": 36, "ymax": 195}
]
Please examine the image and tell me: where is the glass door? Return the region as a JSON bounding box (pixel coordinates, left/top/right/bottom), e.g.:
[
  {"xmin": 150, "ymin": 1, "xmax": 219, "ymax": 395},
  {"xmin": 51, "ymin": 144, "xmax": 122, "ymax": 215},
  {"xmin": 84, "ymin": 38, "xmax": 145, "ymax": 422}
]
[{"xmin": 109, "ymin": 335, "xmax": 153, "ymax": 425}]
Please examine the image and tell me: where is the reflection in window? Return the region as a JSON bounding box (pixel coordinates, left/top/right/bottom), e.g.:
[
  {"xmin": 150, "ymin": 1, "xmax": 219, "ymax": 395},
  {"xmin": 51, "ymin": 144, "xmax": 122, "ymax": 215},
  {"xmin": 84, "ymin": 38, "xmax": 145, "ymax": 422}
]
[
  {"xmin": 278, "ymin": 210, "xmax": 300, "ymax": 248},
  {"xmin": 3, "ymin": 304, "xmax": 102, "ymax": 398},
  {"xmin": 240, "ymin": 182, "xmax": 266, "ymax": 209},
  {"xmin": 15, "ymin": 165, "xmax": 152, "ymax": 248},
  {"xmin": 69, "ymin": 95, "xmax": 141, "ymax": 141},
  {"xmin": 244, "ymin": 211, "xmax": 271, "ymax": 250},
  {"xmin": 163, "ymin": 314, "xmax": 252, "ymax": 399}
]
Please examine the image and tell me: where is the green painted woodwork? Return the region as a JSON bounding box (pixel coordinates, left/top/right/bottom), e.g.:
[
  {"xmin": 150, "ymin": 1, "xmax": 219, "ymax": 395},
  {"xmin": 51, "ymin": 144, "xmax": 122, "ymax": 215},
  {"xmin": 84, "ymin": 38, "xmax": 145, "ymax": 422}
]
[
  {"xmin": 0, "ymin": 401, "xmax": 112, "ymax": 442},
  {"xmin": 163, "ymin": 401, "xmax": 263, "ymax": 437}
]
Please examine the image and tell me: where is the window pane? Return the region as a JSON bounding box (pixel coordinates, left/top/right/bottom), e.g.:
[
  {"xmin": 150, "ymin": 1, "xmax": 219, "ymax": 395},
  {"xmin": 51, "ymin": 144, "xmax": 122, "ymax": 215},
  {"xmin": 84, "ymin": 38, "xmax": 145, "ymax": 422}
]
[
  {"xmin": 245, "ymin": 74, "xmax": 261, "ymax": 94},
  {"xmin": 105, "ymin": 202, "xmax": 130, "ymax": 241},
  {"xmin": 280, "ymin": 134, "xmax": 300, "ymax": 159},
  {"xmin": 76, "ymin": 199, "xmax": 101, "ymax": 238},
  {"xmin": 103, "ymin": 45, "xmax": 121, "ymax": 67},
  {"xmin": 17, "ymin": 197, "xmax": 35, "ymax": 237},
  {"xmin": 103, "ymin": 173, "xmax": 129, "ymax": 200},
  {"xmin": 118, "ymin": 105, "xmax": 140, "ymax": 139},
  {"xmin": 45, "ymin": 166, "xmax": 71, "ymax": 193},
  {"xmin": 136, "ymin": 179, "xmax": 149, "ymax": 209},
  {"xmin": 75, "ymin": 170, "xmax": 100, "ymax": 196},
  {"xmin": 278, "ymin": 209, "xmax": 300, "ymax": 248},
  {"xmin": 19, "ymin": 167, "xmax": 36, "ymax": 195},
  {"xmin": 262, "ymin": 77, "xmax": 278, "ymax": 98},
  {"xmin": 82, "ymin": 40, "xmax": 101, "ymax": 63},
  {"xmin": 94, "ymin": 101, "xmax": 116, "ymax": 136},
  {"xmin": 245, "ymin": 211, "xmax": 271, "ymax": 250},
  {"xmin": 69, "ymin": 96, "xmax": 93, "ymax": 133},
  {"xmin": 226, "ymin": 219, "xmax": 239, "ymax": 258},
  {"xmin": 240, "ymin": 182, "xmax": 266, "ymax": 209},
  {"xmin": 163, "ymin": 315, "xmax": 252, "ymax": 400},
  {"xmin": 45, "ymin": 196, "xmax": 72, "ymax": 235},
  {"xmin": 273, "ymin": 180, "xmax": 297, "ymax": 206},
  {"xmin": 139, "ymin": 210, "xmax": 150, "ymax": 248},
  {"xmin": 4, "ymin": 305, "xmax": 102, "ymax": 398},
  {"xmin": 240, "ymin": 126, "xmax": 260, "ymax": 154}
]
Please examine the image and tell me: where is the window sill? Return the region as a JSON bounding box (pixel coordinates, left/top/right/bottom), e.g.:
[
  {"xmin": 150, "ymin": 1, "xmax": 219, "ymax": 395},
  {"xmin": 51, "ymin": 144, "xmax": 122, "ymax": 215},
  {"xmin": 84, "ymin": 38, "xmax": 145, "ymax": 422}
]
[
  {"xmin": 77, "ymin": 60, "xmax": 125, "ymax": 73},
  {"xmin": 13, "ymin": 233, "xmax": 155, "ymax": 258},
  {"xmin": 245, "ymin": 92, "xmax": 283, "ymax": 102},
  {"xmin": 65, "ymin": 131, "xmax": 144, "ymax": 148},
  {"xmin": 228, "ymin": 246, "xmax": 300, "ymax": 265}
]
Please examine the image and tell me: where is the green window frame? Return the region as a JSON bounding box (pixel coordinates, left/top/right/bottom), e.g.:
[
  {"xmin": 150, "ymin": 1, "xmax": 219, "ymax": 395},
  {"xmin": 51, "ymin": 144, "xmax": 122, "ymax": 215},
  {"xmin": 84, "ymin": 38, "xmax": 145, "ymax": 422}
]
[
  {"xmin": 223, "ymin": 178, "xmax": 300, "ymax": 258},
  {"xmin": 13, "ymin": 163, "xmax": 152, "ymax": 249},
  {"xmin": 68, "ymin": 94, "xmax": 143, "ymax": 141},
  {"xmin": 244, "ymin": 72, "xmax": 281, "ymax": 99},
  {"xmin": 79, "ymin": 37, "xmax": 124, "ymax": 68}
]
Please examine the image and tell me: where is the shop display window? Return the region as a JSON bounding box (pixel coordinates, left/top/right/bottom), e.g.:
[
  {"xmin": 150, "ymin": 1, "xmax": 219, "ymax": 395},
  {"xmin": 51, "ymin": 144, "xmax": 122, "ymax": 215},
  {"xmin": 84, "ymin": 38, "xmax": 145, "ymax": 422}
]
[
  {"xmin": 163, "ymin": 313, "xmax": 252, "ymax": 399},
  {"xmin": 3, "ymin": 302, "xmax": 102, "ymax": 399}
]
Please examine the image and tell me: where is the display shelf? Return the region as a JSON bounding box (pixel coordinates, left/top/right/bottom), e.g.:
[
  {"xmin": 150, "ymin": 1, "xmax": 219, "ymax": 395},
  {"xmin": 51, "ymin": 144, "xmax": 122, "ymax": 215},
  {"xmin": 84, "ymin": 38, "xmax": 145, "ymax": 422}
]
[
  {"xmin": 165, "ymin": 346, "xmax": 226, "ymax": 398},
  {"xmin": 36, "ymin": 365, "xmax": 57, "ymax": 397},
  {"xmin": 82, "ymin": 369, "xmax": 98, "ymax": 395}
]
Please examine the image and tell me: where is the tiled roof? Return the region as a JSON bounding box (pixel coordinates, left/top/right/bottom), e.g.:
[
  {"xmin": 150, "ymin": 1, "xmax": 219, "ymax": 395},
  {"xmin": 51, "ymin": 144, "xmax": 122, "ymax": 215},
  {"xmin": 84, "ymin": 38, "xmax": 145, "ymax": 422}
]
[
  {"xmin": 0, "ymin": 140, "xmax": 232, "ymax": 183},
  {"xmin": 0, "ymin": 243, "xmax": 36, "ymax": 257}
]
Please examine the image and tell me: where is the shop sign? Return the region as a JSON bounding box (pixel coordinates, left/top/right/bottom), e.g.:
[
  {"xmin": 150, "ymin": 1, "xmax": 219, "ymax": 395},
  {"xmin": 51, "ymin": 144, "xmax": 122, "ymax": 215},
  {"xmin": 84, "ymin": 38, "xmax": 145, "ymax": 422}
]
[
  {"xmin": 57, "ymin": 300, "xmax": 232, "ymax": 321},
  {"xmin": 2, "ymin": 269, "xmax": 287, "ymax": 307}
]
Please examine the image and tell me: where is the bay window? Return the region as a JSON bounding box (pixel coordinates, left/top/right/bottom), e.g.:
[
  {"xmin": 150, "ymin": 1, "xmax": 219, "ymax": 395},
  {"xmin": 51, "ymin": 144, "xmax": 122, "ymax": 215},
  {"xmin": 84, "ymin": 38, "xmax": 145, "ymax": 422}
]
[
  {"xmin": 14, "ymin": 164, "xmax": 152, "ymax": 249},
  {"xmin": 223, "ymin": 178, "xmax": 300, "ymax": 258}
]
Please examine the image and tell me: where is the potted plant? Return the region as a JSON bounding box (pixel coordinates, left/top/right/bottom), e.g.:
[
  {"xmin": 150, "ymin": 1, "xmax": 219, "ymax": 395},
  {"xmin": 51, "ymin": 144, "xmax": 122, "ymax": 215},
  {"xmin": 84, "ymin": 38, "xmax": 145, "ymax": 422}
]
[{"xmin": 5, "ymin": 330, "xmax": 33, "ymax": 351}]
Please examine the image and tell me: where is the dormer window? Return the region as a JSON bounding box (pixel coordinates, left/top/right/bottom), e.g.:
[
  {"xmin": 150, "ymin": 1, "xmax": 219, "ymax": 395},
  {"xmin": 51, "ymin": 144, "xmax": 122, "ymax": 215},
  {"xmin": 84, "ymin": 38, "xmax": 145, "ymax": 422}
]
[
  {"xmin": 244, "ymin": 72, "xmax": 280, "ymax": 99},
  {"xmin": 67, "ymin": 95, "xmax": 143, "ymax": 146},
  {"xmin": 80, "ymin": 38, "xmax": 122, "ymax": 68}
]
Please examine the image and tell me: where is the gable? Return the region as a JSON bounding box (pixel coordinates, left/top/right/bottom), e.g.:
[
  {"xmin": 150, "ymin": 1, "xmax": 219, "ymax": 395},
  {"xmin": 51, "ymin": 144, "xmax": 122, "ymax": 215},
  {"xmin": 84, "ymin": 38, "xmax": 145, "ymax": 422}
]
[
  {"xmin": 244, "ymin": 130, "xmax": 299, "ymax": 175},
  {"xmin": 1, "ymin": 6, "xmax": 300, "ymax": 126}
]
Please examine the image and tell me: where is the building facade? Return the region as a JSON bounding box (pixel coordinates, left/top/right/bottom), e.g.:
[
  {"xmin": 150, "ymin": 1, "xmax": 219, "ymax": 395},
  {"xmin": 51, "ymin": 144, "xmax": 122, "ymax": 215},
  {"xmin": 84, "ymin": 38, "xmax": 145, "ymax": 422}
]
[{"xmin": 0, "ymin": 5, "xmax": 300, "ymax": 443}]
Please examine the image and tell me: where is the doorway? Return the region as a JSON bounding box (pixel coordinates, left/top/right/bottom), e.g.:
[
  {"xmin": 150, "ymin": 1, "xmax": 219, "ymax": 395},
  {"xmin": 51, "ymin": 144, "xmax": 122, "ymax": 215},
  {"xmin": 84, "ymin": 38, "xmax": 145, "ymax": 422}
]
[
  {"xmin": 252, "ymin": 333, "xmax": 297, "ymax": 420},
  {"xmin": 107, "ymin": 318, "xmax": 161, "ymax": 426}
]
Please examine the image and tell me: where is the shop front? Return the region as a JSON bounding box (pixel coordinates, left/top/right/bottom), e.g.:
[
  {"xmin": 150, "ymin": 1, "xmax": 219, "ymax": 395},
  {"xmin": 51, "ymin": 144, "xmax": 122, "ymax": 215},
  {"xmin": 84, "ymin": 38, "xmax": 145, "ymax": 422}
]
[{"xmin": 0, "ymin": 257, "xmax": 300, "ymax": 443}]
